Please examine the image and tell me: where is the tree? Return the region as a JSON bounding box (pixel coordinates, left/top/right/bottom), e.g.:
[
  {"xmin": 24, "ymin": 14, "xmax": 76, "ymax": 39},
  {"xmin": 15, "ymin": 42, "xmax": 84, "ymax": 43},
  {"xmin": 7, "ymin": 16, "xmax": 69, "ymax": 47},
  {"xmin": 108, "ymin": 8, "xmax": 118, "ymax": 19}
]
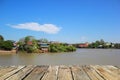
[
  {"xmin": 0, "ymin": 35, "xmax": 13, "ymax": 50},
  {"xmin": 100, "ymin": 39, "xmax": 105, "ymax": 45},
  {"xmin": 25, "ymin": 36, "xmax": 30, "ymax": 44},
  {"xmin": 2, "ymin": 40, "xmax": 13, "ymax": 50},
  {"xmin": 0, "ymin": 41, "xmax": 4, "ymax": 49},
  {"xmin": 114, "ymin": 43, "xmax": 120, "ymax": 49},
  {"xmin": 18, "ymin": 36, "xmax": 39, "ymax": 53},
  {"xmin": 24, "ymin": 36, "xmax": 35, "ymax": 44},
  {"xmin": 88, "ymin": 42, "xmax": 98, "ymax": 48},
  {"xmin": 0, "ymin": 35, "xmax": 4, "ymax": 41}
]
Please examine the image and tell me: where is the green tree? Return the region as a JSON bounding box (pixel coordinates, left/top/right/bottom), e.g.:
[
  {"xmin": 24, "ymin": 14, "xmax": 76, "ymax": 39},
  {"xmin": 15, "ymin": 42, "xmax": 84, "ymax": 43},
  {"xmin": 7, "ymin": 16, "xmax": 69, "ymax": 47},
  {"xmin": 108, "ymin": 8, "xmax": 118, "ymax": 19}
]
[
  {"xmin": 100, "ymin": 39, "xmax": 105, "ymax": 45},
  {"xmin": 18, "ymin": 36, "xmax": 39, "ymax": 53},
  {"xmin": 25, "ymin": 36, "xmax": 30, "ymax": 44},
  {"xmin": 114, "ymin": 43, "xmax": 120, "ymax": 49},
  {"xmin": 0, "ymin": 41, "xmax": 4, "ymax": 49},
  {"xmin": 90, "ymin": 42, "xmax": 98, "ymax": 48},
  {"xmin": 17, "ymin": 41, "xmax": 25, "ymax": 51},
  {"xmin": 0, "ymin": 35, "xmax": 4, "ymax": 41},
  {"xmin": 2, "ymin": 40, "xmax": 13, "ymax": 50}
]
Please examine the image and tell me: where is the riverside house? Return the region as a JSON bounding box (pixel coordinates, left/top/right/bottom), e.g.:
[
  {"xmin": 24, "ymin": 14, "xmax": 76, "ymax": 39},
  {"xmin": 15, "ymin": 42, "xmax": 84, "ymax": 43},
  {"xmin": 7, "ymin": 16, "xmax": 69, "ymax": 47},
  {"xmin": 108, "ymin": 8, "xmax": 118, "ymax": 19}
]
[
  {"xmin": 38, "ymin": 43, "xmax": 49, "ymax": 53},
  {"xmin": 78, "ymin": 42, "xmax": 89, "ymax": 48},
  {"xmin": 27, "ymin": 41, "xmax": 49, "ymax": 53}
]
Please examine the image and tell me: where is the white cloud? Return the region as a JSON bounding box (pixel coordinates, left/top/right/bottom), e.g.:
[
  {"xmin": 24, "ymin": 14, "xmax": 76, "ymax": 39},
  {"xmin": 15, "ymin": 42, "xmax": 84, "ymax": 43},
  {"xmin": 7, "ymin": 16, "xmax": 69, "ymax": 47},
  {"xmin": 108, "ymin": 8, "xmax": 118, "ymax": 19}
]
[{"xmin": 7, "ymin": 22, "xmax": 61, "ymax": 34}]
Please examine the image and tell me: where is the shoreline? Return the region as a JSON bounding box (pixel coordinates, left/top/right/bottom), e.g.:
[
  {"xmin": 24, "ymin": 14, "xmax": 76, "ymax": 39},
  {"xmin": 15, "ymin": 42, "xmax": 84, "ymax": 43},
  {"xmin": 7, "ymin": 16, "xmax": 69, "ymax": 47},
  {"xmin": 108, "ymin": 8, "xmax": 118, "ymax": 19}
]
[
  {"xmin": 0, "ymin": 50, "xmax": 16, "ymax": 54},
  {"xmin": 0, "ymin": 48, "xmax": 120, "ymax": 55}
]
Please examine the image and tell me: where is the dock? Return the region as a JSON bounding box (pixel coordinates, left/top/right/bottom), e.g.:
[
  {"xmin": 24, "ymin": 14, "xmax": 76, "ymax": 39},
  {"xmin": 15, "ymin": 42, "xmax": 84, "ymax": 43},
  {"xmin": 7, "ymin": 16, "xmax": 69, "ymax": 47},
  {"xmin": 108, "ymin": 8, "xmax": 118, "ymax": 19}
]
[{"xmin": 0, "ymin": 65, "xmax": 119, "ymax": 80}]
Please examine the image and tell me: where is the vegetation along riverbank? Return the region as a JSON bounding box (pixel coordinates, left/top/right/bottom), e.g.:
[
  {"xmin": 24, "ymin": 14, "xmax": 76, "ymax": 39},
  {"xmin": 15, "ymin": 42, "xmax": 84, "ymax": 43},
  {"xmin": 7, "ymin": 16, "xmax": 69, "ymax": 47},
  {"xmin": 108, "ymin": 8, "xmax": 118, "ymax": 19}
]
[
  {"xmin": 0, "ymin": 35, "xmax": 120, "ymax": 54},
  {"xmin": 0, "ymin": 35, "xmax": 76, "ymax": 53}
]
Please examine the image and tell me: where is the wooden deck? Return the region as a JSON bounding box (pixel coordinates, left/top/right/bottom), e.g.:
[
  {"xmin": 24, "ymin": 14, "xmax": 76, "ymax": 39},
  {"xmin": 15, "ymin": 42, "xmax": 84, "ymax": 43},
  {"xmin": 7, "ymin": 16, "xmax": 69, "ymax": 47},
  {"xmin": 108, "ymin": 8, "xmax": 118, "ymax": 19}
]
[{"xmin": 0, "ymin": 65, "xmax": 119, "ymax": 80}]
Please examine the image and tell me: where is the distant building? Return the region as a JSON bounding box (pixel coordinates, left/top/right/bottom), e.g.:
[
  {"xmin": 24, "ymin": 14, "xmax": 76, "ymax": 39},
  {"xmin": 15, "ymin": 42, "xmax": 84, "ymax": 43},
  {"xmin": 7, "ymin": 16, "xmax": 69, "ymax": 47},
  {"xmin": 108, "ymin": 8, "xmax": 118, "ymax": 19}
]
[
  {"xmin": 78, "ymin": 42, "xmax": 89, "ymax": 48},
  {"xmin": 50, "ymin": 41, "xmax": 60, "ymax": 44},
  {"xmin": 38, "ymin": 43, "xmax": 49, "ymax": 53},
  {"xmin": 98, "ymin": 45, "xmax": 103, "ymax": 48},
  {"xmin": 12, "ymin": 41, "xmax": 19, "ymax": 50},
  {"xmin": 27, "ymin": 41, "xmax": 33, "ymax": 45},
  {"xmin": 105, "ymin": 42, "xmax": 111, "ymax": 46},
  {"xmin": 111, "ymin": 44, "xmax": 114, "ymax": 47},
  {"xmin": 13, "ymin": 42, "xmax": 17, "ymax": 47}
]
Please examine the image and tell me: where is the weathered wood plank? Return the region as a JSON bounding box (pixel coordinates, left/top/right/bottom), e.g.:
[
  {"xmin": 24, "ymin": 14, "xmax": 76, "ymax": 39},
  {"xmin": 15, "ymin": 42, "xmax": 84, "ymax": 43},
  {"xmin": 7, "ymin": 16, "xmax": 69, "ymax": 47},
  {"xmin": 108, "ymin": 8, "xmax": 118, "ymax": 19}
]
[
  {"xmin": 6, "ymin": 65, "xmax": 35, "ymax": 80},
  {"xmin": 71, "ymin": 65, "xmax": 90, "ymax": 80},
  {"xmin": 0, "ymin": 66, "xmax": 9, "ymax": 70},
  {"xmin": 41, "ymin": 66, "xmax": 59, "ymax": 80},
  {"xmin": 0, "ymin": 66, "xmax": 17, "ymax": 77},
  {"xmin": 0, "ymin": 66, "xmax": 25, "ymax": 80},
  {"xmin": 103, "ymin": 65, "xmax": 120, "ymax": 76},
  {"xmin": 101, "ymin": 65, "xmax": 120, "ymax": 80},
  {"xmin": 89, "ymin": 65, "xmax": 105, "ymax": 80},
  {"xmin": 57, "ymin": 65, "xmax": 73, "ymax": 80},
  {"xmin": 0, "ymin": 65, "xmax": 119, "ymax": 80},
  {"xmin": 115, "ymin": 66, "xmax": 120, "ymax": 69},
  {"xmin": 83, "ymin": 65, "xmax": 104, "ymax": 80},
  {"xmin": 24, "ymin": 66, "xmax": 48, "ymax": 80},
  {"xmin": 92, "ymin": 65, "xmax": 119, "ymax": 80}
]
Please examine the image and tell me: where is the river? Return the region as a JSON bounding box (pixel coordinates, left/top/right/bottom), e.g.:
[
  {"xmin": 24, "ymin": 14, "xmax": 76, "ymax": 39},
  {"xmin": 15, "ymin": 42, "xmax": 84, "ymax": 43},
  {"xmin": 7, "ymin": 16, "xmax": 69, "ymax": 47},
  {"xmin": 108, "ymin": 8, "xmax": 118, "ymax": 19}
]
[{"xmin": 0, "ymin": 49, "xmax": 120, "ymax": 66}]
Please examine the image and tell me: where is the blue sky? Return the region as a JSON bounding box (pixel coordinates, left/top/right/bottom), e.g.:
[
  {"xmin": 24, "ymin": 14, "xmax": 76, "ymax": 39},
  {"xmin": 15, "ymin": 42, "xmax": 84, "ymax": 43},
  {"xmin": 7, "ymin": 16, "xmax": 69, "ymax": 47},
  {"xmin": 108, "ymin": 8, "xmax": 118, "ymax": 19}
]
[{"xmin": 0, "ymin": 0, "xmax": 120, "ymax": 43}]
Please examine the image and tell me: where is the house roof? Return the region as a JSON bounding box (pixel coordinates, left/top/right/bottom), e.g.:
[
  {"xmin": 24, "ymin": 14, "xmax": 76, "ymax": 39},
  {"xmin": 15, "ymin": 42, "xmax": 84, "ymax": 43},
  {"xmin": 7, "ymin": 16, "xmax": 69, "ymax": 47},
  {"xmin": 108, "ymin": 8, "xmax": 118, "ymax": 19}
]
[
  {"xmin": 40, "ymin": 43, "xmax": 49, "ymax": 47},
  {"xmin": 27, "ymin": 41, "xmax": 33, "ymax": 45}
]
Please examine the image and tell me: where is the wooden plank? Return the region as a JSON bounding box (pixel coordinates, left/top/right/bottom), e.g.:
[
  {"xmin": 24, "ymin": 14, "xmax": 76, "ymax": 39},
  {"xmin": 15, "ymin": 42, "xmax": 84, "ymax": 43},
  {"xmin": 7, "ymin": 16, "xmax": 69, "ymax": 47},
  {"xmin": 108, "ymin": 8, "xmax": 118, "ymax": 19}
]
[
  {"xmin": 71, "ymin": 65, "xmax": 90, "ymax": 80},
  {"xmin": 0, "ymin": 66, "xmax": 25, "ymax": 80},
  {"xmin": 103, "ymin": 65, "xmax": 120, "ymax": 76},
  {"xmin": 115, "ymin": 66, "xmax": 120, "ymax": 69},
  {"xmin": 6, "ymin": 65, "xmax": 35, "ymax": 80},
  {"xmin": 0, "ymin": 66, "xmax": 9, "ymax": 70},
  {"xmin": 24, "ymin": 66, "xmax": 48, "ymax": 80},
  {"xmin": 41, "ymin": 66, "xmax": 59, "ymax": 80},
  {"xmin": 83, "ymin": 65, "xmax": 104, "ymax": 80},
  {"xmin": 92, "ymin": 65, "xmax": 119, "ymax": 80},
  {"xmin": 57, "ymin": 65, "xmax": 73, "ymax": 80},
  {"xmin": 0, "ymin": 65, "xmax": 119, "ymax": 80},
  {"xmin": 0, "ymin": 66, "xmax": 17, "ymax": 77},
  {"xmin": 101, "ymin": 65, "xmax": 120, "ymax": 80},
  {"xmin": 89, "ymin": 65, "xmax": 105, "ymax": 80}
]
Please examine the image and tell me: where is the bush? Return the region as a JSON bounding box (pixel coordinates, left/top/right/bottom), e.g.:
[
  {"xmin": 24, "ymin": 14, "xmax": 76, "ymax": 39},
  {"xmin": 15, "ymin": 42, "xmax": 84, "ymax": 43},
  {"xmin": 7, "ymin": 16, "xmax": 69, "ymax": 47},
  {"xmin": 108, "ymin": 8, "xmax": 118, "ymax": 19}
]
[
  {"xmin": 1, "ymin": 41, "xmax": 13, "ymax": 50},
  {"xmin": 114, "ymin": 43, "xmax": 120, "ymax": 49},
  {"xmin": 18, "ymin": 45, "xmax": 25, "ymax": 51},
  {"xmin": 26, "ymin": 46, "xmax": 34, "ymax": 53},
  {"xmin": 49, "ymin": 44, "xmax": 76, "ymax": 52},
  {"xmin": 0, "ymin": 41, "xmax": 4, "ymax": 49},
  {"xmin": 49, "ymin": 44, "xmax": 59, "ymax": 52},
  {"xmin": 66, "ymin": 46, "xmax": 76, "ymax": 52}
]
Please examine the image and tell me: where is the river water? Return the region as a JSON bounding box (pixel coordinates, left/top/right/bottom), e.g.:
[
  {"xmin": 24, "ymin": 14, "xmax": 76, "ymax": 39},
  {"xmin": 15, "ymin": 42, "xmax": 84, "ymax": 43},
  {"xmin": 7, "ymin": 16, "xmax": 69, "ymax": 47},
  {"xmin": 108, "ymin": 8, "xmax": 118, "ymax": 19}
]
[{"xmin": 0, "ymin": 49, "xmax": 120, "ymax": 66}]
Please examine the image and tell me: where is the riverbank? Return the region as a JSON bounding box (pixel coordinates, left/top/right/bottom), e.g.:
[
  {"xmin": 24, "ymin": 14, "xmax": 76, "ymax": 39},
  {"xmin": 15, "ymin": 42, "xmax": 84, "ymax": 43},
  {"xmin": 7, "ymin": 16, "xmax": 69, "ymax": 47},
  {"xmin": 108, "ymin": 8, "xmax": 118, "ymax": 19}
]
[
  {"xmin": 0, "ymin": 50, "xmax": 16, "ymax": 54},
  {"xmin": 0, "ymin": 65, "xmax": 119, "ymax": 80}
]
